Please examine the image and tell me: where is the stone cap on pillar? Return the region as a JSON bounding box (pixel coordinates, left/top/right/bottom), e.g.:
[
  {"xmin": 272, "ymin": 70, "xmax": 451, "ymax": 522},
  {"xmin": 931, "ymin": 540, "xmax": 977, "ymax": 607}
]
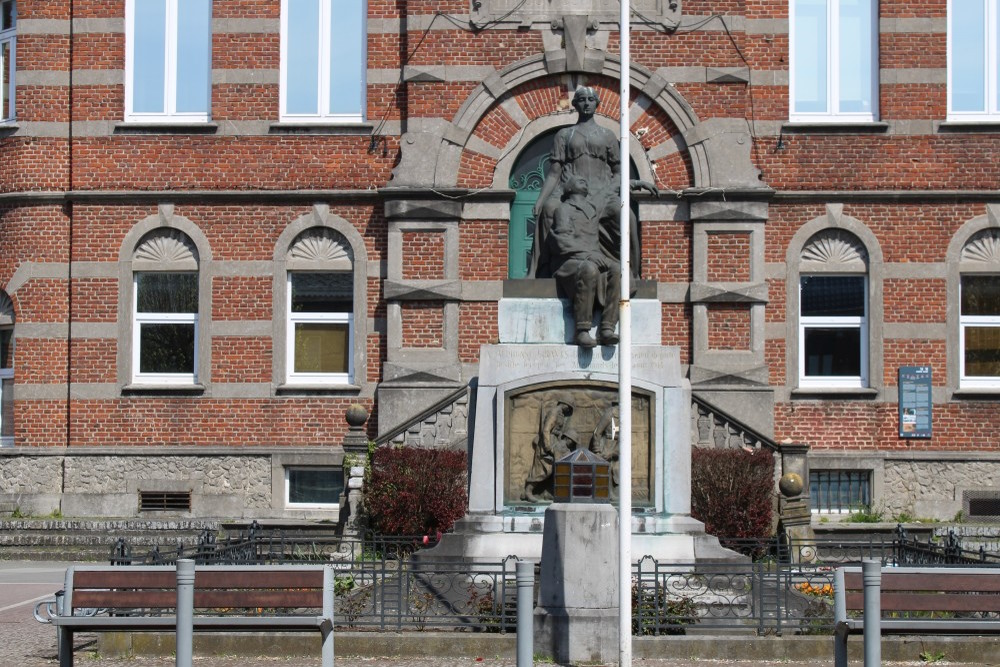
[{"xmin": 343, "ymin": 404, "xmax": 370, "ymax": 455}]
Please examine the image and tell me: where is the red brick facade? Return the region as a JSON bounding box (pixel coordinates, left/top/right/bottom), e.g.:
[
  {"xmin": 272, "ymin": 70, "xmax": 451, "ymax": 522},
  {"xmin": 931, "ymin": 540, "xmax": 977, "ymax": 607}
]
[{"xmin": 0, "ymin": 0, "xmax": 998, "ymax": 519}]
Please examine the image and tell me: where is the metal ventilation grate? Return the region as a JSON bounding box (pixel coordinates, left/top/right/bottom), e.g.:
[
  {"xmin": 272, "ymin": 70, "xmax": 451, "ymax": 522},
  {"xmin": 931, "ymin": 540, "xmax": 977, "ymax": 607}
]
[
  {"xmin": 964, "ymin": 490, "xmax": 1000, "ymax": 522},
  {"xmin": 139, "ymin": 490, "xmax": 192, "ymax": 512}
]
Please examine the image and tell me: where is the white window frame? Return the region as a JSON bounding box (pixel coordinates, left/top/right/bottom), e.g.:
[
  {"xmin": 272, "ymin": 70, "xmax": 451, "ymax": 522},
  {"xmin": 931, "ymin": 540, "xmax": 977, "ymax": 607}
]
[
  {"xmin": 959, "ymin": 274, "xmax": 1000, "ymax": 388},
  {"xmin": 0, "ymin": 0, "xmax": 16, "ymax": 123},
  {"xmin": 789, "ymin": 0, "xmax": 878, "ymax": 123},
  {"xmin": 286, "ymin": 272, "xmax": 354, "ymax": 386},
  {"xmin": 279, "ymin": 0, "xmax": 366, "ymax": 123},
  {"xmin": 132, "ymin": 272, "xmax": 199, "ymax": 386},
  {"xmin": 284, "ymin": 466, "xmax": 342, "ymax": 510},
  {"xmin": 947, "ymin": 0, "xmax": 1000, "ymax": 121},
  {"xmin": 124, "ymin": 0, "xmax": 211, "ymax": 123},
  {"xmin": 798, "ymin": 274, "xmax": 869, "ymax": 388}
]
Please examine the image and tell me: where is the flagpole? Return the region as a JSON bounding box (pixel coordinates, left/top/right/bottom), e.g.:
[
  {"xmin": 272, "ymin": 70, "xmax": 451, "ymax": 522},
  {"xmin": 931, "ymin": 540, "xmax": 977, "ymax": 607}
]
[{"xmin": 618, "ymin": 0, "xmax": 633, "ymax": 664}]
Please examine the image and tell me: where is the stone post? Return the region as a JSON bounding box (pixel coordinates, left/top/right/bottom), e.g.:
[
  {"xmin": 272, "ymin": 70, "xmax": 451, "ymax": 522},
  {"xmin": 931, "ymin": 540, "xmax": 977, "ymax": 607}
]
[
  {"xmin": 533, "ymin": 503, "xmax": 619, "ymax": 665},
  {"xmin": 341, "ymin": 405, "xmax": 369, "ymax": 538},
  {"xmin": 778, "ymin": 440, "xmax": 814, "ymax": 560}
]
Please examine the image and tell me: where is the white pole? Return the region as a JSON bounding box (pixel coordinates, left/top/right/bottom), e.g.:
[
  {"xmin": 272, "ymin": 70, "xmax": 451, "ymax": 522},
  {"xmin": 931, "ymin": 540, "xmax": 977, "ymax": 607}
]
[{"xmin": 618, "ymin": 0, "xmax": 632, "ymax": 665}]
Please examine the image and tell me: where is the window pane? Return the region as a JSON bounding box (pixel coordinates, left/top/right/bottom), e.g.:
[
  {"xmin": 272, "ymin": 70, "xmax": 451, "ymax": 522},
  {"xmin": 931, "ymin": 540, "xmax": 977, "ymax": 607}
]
[
  {"xmin": 137, "ymin": 273, "xmax": 198, "ymax": 313},
  {"xmin": 965, "ymin": 326, "xmax": 1000, "ymax": 376},
  {"xmin": 2, "ymin": 1, "xmax": 14, "ymax": 31},
  {"xmin": 804, "ymin": 327, "xmax": 862, "ymax": 376},
  {"xmin": 139, "ymin": 323, "xmax": 195, "ymax": 373},
  {"xmin": 962, "ymin": 275, "xmax": 1000, "ymax": 315},
  {"xmin": 0, "ymin": 377, "xmax": 11, "ymax": 438},
  {"xmin": 838, "ymin": 0, "xmax": 872, "ymax": 113},
  {"xmin": 801, "ymin": 275, "xmax": 865, "ymax": 316},
  {"xmin": 175, "ymin": 0, "xmax": 211, "ymax": 113},
  {"xmin": 0, "ymin": 40, "xmax": 9, "ymax": 121},
  {"xmin": 794, "ymin": 0, "xmax": 829, "ymax": 113},
  {"xmin": 951, "ymin": 0, "xmax": 987, "ymax": 112},
  {"xmin": 291, "ymin": 273, "xmax": 352, "ymax": 312},
  {"xmin": 133, "ymin": 0, "xmax": 167, "ymax": 113},
  {"xmin": 288, "ymin": 468, "xmax": 343, "ymax": 504},
  {"xmin": 0, "ymin": 329, "xmax": 11, "ymax": 369},
  {"xmin": 286, "ymin": 0, "xmax": 320, "ymax": 114},
  {"xmin": 329, "ymin": 0, "xmax": 364, "ymax": 116},
  {"xmin": 294, "ymin": 322, "xmax": 349, "ymax": 373}
]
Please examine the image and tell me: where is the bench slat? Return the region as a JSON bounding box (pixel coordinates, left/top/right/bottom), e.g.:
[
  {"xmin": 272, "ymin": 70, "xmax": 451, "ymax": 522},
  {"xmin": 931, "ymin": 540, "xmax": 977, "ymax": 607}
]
[
  {"xmin": 51, "ymin": 615, "xmax": 327, "ymax": 631},
  {"xmin": 71, "ymin": 590, "xmax": 326, "ymax": 611},
  {"xmin": 839, "ymin": 618, "xmax": 1000, "ymax": 634},
  {"xmin": 194, "ymin": 571, "xmax": 325, "ymax": 589},
  {"xmin": 73, "ymin": 590, "xmax": 177, "ymax": 610},
  {"xmin": 73, "ymin": 570, "xmax": 175, "ymax": 588},
  {"xmin": 842, "ymin": 571, "xmax": 1000, "ymax": 592},
  {"xmin": 193, "ymin": 590, "xmax": 324, "ymax": 609}
]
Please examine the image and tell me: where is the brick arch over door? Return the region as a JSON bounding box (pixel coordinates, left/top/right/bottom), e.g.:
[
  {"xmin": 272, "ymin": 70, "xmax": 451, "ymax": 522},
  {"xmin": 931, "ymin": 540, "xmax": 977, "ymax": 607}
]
[{"xmin": 389, "ymin": 53, "xmax": 763, "ymax": 192}]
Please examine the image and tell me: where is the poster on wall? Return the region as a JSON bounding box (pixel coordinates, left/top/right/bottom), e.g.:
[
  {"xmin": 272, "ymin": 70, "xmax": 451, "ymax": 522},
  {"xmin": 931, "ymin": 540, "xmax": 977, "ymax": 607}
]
[{"xmin": 898, "ymin": 366, "xmax": 932, "ymax": 439}]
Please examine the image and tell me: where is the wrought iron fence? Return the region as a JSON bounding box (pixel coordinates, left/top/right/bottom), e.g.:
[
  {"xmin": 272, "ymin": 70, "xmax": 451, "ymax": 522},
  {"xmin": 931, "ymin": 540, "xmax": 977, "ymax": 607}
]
[
  {"xmin": 632, "ymin": 558, "xmax": 838, "ymax": 636},
  {"xmin": 105, "ymin": 525, "xmax": 1000, "ymax": 634}
]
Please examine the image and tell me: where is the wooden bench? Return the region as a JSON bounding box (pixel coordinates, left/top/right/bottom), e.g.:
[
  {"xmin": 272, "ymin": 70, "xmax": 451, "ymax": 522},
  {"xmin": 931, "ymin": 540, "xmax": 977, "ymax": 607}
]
[
  {"xmin": 834, "ymin": 560, "xmax": 1000, "ymax": 667},
  {"xmin": 47, "ymin": 561, "xmax": 335, "ymax": 667}
]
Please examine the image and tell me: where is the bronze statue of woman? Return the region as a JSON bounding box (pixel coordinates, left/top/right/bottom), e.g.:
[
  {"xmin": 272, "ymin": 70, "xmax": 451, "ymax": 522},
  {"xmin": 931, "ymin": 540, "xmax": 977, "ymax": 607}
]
[{"xmin": 528, "ymin": 85, "xmax": 657, "ymax": 347}]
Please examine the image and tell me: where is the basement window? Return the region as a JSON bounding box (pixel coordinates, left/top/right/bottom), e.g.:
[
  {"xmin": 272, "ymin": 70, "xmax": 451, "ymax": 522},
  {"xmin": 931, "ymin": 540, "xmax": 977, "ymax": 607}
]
[
  {"xmin": 810, "ymin": 469, "xmax": 871, "ymax": 513},
  {"xmin": 964, "ymin": 490, "xmax": 1000, "ymax": 521},
  {"xmin": 139, "ymin": 490, "xmax": 192, "ymax": 512},
  {"xmin": 285, "ymin": 467, "xmax": 343, "ymax": 510}
]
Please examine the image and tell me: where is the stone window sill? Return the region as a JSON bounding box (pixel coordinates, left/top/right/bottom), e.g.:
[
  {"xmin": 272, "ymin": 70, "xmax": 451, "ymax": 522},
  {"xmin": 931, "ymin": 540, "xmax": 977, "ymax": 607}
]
[
  {"xmin": 790, "ymin": 387, "xmax": 879, "ymax": 398},
  {"xmin": 114, "ymin": 122, "xmax": 218, "ymax": 135},
  {"xmin": 122, "ymin": 383, "xmax": 206, "ymax": 394},
  {"xmin": 781, "ymin": 122, "xmax": 889, "ymax": 134},
  {"xmin": 269, "ymin": 122, "xmax": 374, "ymax": 136},
  {"xmin": 276, "ymin": 383, "xmax": 361, "ymax": 394},
  {"xmin": 952, "ymin": 388, "xmax": 1000, "ymax": 398},
  {"xmin": 938, "ymin": 121, "xmax": 1000, "ymax": 133}
]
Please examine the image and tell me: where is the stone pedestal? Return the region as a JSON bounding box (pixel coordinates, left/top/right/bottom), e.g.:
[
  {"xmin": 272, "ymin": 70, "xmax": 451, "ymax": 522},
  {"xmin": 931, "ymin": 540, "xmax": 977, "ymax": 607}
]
[{"xmin": 534, "ymin": 503, "xmax": 619, "ymax": 665}]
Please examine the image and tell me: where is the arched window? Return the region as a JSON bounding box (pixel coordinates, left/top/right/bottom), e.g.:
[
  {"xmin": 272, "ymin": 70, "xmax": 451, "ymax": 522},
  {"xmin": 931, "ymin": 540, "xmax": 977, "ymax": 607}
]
[
  {"xmin": 130, "ymin": 228, "xmax": 200, "ymax": 385},
  {"xmin": 958, "ymin": 229, "xmax": 1000, "ymax": 388},
  {"xmin": 507, "ymin": 129, "xmax": 639, "ymax": 279},
  {"xmin": 795, "ymin": 227, "xmax": 872, "ymax": 389},
  {"xmin": 285, "ymin": 228, "xmax": 354, "ymax": 385},
  {"xmin": 273, "ymin": 206, "xmax": 368, "ymax": 391}
]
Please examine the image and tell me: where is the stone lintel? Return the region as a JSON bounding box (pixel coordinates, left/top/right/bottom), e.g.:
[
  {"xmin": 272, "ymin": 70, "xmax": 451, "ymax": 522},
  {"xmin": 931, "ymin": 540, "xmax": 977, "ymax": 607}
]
[
  {"xmin": 384, "ymin": 198, "xmax": 463, "ymax": 220},
  {"xmin": 689, "ymin": 199, "xmax": 769, "ymax": 221},
  {"xmin": 384, "ymin": 279, "xmax": 462, "ymax": 301},
  {"xmin": 689, "ymin": 281, "xmax": 768, "ymax": 303}
]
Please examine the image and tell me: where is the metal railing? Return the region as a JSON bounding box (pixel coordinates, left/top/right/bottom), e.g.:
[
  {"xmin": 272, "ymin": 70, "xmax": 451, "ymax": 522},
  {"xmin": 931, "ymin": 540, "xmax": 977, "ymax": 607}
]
[{"xmin": 103, "ymin": 527, "xmax": 1000, "ymax": 634}]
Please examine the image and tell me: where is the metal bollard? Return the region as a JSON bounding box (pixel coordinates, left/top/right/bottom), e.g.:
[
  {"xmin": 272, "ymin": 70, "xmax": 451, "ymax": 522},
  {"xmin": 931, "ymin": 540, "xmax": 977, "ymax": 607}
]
[
  {"xmin": 862, "ymin": 558, "xmax": 881, "ymax": 667},
  {"xmin": 516, "ymin": 560, "xmax": 534, "ymax": 667},
  {"xmin": 176, "ymin": 559, "xmax": 195, "ymax": 667}
]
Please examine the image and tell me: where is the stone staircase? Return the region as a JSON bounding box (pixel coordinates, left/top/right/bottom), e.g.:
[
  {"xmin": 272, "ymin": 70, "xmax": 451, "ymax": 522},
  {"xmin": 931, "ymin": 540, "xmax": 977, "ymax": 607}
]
[{"xmin": 0, "ymin": 519, "xmax": 221, "ymax": 561}]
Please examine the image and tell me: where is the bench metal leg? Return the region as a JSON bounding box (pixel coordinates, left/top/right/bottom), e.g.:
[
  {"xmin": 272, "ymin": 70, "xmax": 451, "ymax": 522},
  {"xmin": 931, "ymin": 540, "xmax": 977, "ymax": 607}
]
[
  {"xmin": 57, "ymin": 627, "xmax": 74, "ymax": 667},
  {"xmin": 833, "ymin": 623, "xmax": 849, "ymax": 667},
  {"xmin": 320, "ymin": 622, "xmax": 334, "ymax": 667}
]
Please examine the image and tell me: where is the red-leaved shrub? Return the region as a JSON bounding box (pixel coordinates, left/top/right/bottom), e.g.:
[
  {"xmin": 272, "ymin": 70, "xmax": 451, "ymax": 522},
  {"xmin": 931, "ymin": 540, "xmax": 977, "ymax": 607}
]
[
  {"xmin": 364, "ymin": 446, "xmax": 468, "ymax": 536},
  {"xmin": 690, "ymin": 447, "xmax": 775, "ymax": 547}
]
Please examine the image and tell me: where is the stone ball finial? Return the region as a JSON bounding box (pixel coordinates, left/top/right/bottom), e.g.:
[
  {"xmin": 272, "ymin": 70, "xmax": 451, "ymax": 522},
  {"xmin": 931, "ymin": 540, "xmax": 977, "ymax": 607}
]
[
  {"xmin": 778, "ymin": 472, "xmax": 804, "ymax": 498},
  {"xmin": 345, "ymin": 404, "xmax": 369, "ymax": 429}
]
